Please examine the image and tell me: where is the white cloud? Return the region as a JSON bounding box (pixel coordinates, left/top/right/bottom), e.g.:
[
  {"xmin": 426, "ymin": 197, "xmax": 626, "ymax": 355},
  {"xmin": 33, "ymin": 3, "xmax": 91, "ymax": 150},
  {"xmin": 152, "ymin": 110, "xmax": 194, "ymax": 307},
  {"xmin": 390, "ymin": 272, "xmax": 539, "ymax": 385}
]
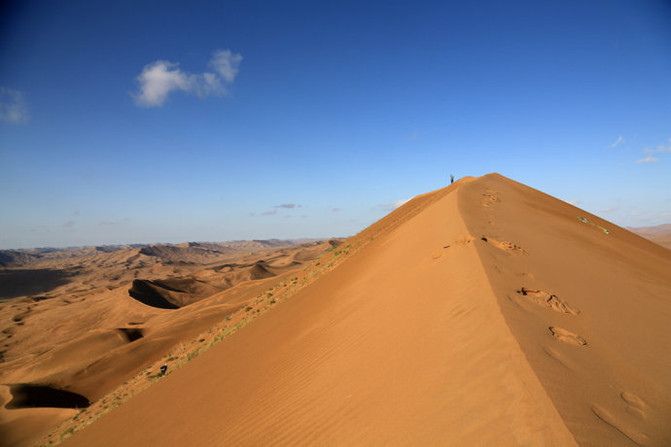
[
  {"xmin": 133, "ymin": 49, "xmax": 242, "ymax": 107},
  {"xmin": 567, "ymin": 199, "xmax": 582, "ymax": 206},
  {"xmin": 210, "ymin": 50, "xmax": 242, "ymax": 83},
  {"xmin": 636, "ymin": 156, "xmax": 659, "ymax": 164},
  {"xmin": 610, "ymin": 136, "xmax": 624, "ymax": 148},
  {"xmin": 600, "ymin": 207, "xmax": 619, "ymax": 213},
  {"xmin": 0, "ymin": 87, "xmax": 28, "ymax": 123}
]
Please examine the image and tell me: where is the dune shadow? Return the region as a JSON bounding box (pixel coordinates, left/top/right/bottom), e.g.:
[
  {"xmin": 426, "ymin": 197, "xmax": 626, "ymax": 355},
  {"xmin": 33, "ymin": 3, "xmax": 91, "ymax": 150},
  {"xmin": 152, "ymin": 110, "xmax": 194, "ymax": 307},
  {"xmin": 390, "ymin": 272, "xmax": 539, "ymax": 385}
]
[
  {"xmin": 5, "ymin": 383, "xmax": 90, "ymax": 409},
  {"xmin": 0, "ymin": 269, "xmax": 74, "ymax": 300},
  {"xmin": 117, "ymin": 328, "xmax": 144, "ymax": 342},
  {"xmin": 128, "ymin": 280, "xmax": 180, "ymax": 309}
]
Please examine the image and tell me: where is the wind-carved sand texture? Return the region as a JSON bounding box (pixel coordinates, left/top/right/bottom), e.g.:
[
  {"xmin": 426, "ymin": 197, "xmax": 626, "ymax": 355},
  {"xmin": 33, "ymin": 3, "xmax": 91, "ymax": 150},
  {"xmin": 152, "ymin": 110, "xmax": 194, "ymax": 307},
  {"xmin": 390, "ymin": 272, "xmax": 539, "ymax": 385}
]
[{"xmin": 5, "ymin": 174, "xmax": 671, "ymax": 446}]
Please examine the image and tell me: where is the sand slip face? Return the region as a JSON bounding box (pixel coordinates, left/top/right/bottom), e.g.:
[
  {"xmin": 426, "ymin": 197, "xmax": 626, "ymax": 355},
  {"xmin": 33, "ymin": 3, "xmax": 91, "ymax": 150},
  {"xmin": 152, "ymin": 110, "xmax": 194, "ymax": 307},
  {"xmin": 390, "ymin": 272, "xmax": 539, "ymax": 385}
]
[
  {"xmin": 64, "ymin": 180, "xmax": 575, "ymax": 446},
  {"xmin": 459, "ymin": 174, "xmax": 671, "ymax": 446}
]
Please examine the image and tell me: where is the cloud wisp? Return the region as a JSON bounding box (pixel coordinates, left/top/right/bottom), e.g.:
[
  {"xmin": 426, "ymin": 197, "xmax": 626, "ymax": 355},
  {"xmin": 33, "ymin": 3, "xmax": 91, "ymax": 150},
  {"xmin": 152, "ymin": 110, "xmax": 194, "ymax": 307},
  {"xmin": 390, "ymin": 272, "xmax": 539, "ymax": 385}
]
[
  {"xmin": 636, "ymin": 138, "xmax": 670, "ymax": 164},
  {"xmin": 610, "ymin": 136, "xmax": 625, "ymax": 148},
  {"xmin": 0, "ymin": 87, "xmax": 29, "ymax": 123},
  {"xmin": 600, "ymin": 207, "xmax": 619, "ymax": 214},
  {"xmin": 133, "ymin": 50, "xmax": 242, "ymax": 107},
  {"xmin": 636, "ymin": 156, "xmax": 659, "ymax": 164}
]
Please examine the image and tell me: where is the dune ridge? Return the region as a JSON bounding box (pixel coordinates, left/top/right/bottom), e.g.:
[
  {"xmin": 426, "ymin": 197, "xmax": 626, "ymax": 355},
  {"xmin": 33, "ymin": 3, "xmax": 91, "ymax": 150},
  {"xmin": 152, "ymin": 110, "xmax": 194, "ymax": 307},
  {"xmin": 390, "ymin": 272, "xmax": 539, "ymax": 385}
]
[{"xmin": 62, "ymin": 175, "xmax": 587, "ymax": 446}]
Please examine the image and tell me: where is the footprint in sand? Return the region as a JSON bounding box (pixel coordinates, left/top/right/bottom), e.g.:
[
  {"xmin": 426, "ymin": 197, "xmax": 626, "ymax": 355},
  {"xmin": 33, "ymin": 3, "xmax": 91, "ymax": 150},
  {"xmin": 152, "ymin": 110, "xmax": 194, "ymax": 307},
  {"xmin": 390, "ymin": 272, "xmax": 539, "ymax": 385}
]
[
  {"xmin": 549, "ymin": 326, "xmax": 587, "ymax": 346},
  {"xmin": 621, "ymin": 392, "xmax": 648, "ymax": 418},
  {"xmin": 481, "ymin": 236, "xmax": 527, "ymax": 254},
  {"xmin": 517, "ymin": 288, "xmax": 580, "ymax": 315},
  {"xmin": 592, "ymin": 404, "xmax": 650, "ymax": 445},
  {"xmin": 481, "ymin": 189, "xmax": 500, "ymax": 207}
]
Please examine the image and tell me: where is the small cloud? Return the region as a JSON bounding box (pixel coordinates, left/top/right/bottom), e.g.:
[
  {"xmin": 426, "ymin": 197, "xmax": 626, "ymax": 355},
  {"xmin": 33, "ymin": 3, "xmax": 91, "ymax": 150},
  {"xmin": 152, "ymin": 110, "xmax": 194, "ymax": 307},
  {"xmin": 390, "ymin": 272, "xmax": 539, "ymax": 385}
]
[
  {"xmin": 636, "ymin": 156, "xmax": 659, "ymax": 164},
  {"xmin": 133, "ymin": 49, "xmax": 242, "ymax": 107},
  {"xmin": 62, "ymin": 220, "xmax": 76, "ymax": 228},
  {"xmin": 629, "ymin": 211, "xmax": 642, "ymax": 216},
  {"xmin": 661, "ymin": 211, "xmax": 671, "ymax": 217},
  {"xmin": 331, "ymin": 207, "xmax": 341, "ymax": 212},
  {"xmin": 610, "ymin": 136, "xmax": 624, "ymax": 148},
  {"xmin": 567, "ymin": 199, "xmax": 582, "ymax": 206},
  {"xmin": 275, "ymin": 204, "xmax": 299, "ymax": 209},
  {"xmin": 600, "ymin": 207, "xmax": 619, "ymax": 213},
  {"xmin": 0, "ymin": 87, "xmax": 29, "ymax": 123},
  {"xmin": 261, "ymin": 210, "xmax": 277, "ymax": 216},
  {"xmin": 209, "ymin": 49, "xmax": 242, "ymax": 83}
]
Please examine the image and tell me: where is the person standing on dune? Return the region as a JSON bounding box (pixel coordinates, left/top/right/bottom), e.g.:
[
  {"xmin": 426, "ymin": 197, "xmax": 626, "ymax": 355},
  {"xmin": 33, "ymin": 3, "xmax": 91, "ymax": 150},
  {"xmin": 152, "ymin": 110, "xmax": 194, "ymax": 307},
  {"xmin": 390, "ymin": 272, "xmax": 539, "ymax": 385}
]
[
  {"xmin": 160, "ymin": 363, "xmax": 168, "ymax": 375},
  {"xmin": 450, "ymin": 174, "xmax": 455, "ymax": 184}
]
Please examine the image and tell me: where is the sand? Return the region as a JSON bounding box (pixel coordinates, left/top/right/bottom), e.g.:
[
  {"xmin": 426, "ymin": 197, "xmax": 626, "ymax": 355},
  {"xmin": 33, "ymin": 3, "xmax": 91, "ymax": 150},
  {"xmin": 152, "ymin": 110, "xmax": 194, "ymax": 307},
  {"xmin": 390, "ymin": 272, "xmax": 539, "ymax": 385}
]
[
  {"xmin": 0, "ymin": 240, "xmax": 335, "ymax": 446},
  {"xmin": 6, "ymin": 173, "xmax": 671, "ymax": 446}
]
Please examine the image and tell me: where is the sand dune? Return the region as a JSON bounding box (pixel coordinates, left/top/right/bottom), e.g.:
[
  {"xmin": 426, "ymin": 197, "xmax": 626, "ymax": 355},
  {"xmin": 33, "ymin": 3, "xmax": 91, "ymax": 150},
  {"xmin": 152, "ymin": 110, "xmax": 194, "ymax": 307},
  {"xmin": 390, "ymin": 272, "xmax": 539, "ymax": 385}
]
[
  {"xmin": 6, "ymin": 174, "xmax": 671, "ymax": 446},
  {"xmin": 0, "ymin": 240, "xmax": 334, "ymax": 446},
  {"xmin": 56, "ymin": 173, "xmax": 670, "ymax": 446}
]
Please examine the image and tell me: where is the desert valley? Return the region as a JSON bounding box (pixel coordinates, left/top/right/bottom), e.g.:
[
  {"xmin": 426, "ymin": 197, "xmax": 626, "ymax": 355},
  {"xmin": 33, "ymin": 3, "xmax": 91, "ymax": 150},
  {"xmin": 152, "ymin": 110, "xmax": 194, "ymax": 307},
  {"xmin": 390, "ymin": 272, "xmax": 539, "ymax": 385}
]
[{"xmin": 1, "ymin": 174, "xmax": 670, "ymax": 446}]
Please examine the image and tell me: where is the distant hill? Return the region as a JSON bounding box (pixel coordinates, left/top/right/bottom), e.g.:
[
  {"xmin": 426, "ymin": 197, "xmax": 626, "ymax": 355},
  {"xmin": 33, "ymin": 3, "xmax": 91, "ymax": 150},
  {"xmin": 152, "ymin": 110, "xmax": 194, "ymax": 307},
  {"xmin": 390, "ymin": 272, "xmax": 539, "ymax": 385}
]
[{"xmin": 628, "ymin": 223, "xmax": 671, "ymax": 249}]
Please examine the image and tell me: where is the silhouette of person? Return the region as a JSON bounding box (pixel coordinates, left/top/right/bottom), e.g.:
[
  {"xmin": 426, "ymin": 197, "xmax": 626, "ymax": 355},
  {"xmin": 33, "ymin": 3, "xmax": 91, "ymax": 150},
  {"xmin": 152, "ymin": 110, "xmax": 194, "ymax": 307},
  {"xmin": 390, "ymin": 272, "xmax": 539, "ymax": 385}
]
[
  {"xmin": 450, "ymin": 174, "xmax": 454, "ymax": 184},
  {"xmin": 160, "ymin": 363, "xmax": 168, "ymax": 375}
]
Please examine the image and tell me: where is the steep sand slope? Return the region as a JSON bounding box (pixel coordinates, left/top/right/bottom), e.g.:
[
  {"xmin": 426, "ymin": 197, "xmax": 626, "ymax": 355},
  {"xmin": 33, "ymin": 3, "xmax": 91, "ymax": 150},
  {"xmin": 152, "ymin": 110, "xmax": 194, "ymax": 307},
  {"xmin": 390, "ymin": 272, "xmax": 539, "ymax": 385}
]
[
  {"xmin": 460, "ymin": 174, "xmax": 671, "ymax": 445},
  {"xmin": 65, "ymin": 178, "xmax": 576, "ymax": 446}
]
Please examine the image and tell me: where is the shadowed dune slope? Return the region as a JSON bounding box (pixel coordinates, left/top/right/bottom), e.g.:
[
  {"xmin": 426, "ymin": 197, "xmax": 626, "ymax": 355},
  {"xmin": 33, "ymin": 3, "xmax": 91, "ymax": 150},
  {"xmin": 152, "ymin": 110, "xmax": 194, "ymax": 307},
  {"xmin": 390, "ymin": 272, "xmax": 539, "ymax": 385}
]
[
  {"xmin": 459, "ymin": 174, "xmax": 671, "ymax": 446},
  {"xmin": 65, "ymin": 176, "xmax": 580, "ymax": 446}
]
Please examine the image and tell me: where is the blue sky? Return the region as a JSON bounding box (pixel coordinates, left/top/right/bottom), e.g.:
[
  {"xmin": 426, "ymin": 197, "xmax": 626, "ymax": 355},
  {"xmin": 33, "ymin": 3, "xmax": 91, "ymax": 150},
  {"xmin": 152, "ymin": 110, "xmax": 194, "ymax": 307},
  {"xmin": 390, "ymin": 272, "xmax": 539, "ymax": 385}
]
[{"xmin": 1, "ymin": 0, "xmax": 670, "ymax": 249}]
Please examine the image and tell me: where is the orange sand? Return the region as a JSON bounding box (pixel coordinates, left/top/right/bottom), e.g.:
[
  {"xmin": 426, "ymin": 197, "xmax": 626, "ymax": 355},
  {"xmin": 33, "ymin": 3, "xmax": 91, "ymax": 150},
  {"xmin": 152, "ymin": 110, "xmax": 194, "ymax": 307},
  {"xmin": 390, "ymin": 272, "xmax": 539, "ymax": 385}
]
[{"xmin": 61, "ymin": 174, "xmax": 671, "ymax": 445}]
